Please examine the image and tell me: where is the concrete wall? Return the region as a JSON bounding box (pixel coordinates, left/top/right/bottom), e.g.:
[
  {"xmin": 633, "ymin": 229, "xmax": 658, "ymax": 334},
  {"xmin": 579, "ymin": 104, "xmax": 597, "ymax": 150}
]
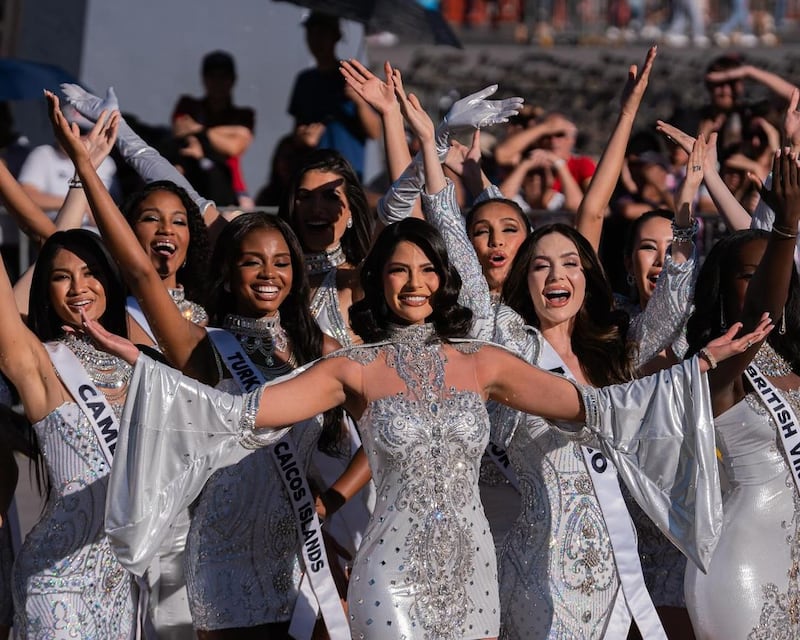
[{"xmin": 13, "ymin": 0, "xmax": 371, "ymax": 194}]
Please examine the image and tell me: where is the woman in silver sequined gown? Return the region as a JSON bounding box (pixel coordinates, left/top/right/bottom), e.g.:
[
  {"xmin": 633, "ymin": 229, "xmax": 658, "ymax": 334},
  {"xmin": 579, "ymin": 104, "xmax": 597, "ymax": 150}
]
[
  {"xmin": 56, "ymin": 106, "xmax": 352, "ymax": 638},
  {"xmin": 683, "ymin": 221, "xmax": 800, "ymax": 638},
  {"xmin": 97, "ymin": 213, "xmax": 765, "ymax": 640},
  {"xmin": 3, "ymin": 229, "xmax": 135, "ymax": 639}
]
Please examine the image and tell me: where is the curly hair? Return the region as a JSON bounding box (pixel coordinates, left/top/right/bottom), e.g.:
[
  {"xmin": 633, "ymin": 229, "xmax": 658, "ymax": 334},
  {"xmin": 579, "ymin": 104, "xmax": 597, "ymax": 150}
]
[
  {"xmin": 28, "ymin": 229, "xmax": 128, "ymax": 342},
  {"xmin": 207, "ymin": 212, "xmax": 344, "ymax": 454},
  {"xmin": 502, "ymin": 224, "xmax": 636, "ymax": 385},
  {"xmin": 122, "ymin": 180, "xmax": 211, "ymax": 307},
  {"xmin": 686, "ymin": 229, "xmax": 800, "ymax": 372},
  {"xmin": 279, "ymin": 149, "xmax": 372, "ymax": 266},
  {"xmin": 350, "ymin": 218, "xmax": 473, "ymax": 343}
]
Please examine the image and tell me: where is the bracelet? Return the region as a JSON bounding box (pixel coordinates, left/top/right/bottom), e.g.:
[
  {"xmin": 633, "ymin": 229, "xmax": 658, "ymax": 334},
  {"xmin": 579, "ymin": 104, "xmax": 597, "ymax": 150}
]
[
  {"xmin": 699, "ymin": 347, "xmax": 718, "ymax": 370},
  {"xmin": 671, "ymin": 218, "xmax": 699, "ymax": 243},
  {"xmin": 553, "ymin": 158, "xmax": 567, "ymax": 169},
  {"xmin": 68, "ymin": 177, "xmax": 83, "ymax": 189},
  {"xmin": 772, "ymin": 224, "xmax": 799, "ymax": 239}
]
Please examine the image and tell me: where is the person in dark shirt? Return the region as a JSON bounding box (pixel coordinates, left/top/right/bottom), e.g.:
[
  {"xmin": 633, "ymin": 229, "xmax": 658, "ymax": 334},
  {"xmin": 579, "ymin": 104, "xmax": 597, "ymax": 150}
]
[
  {"xmin": 171, "ymin": 51, "xmax": 255, "ymax": 207},
  {"xmin": 288, "ymin": 12, "xmax": 380, "ymax": 180}
]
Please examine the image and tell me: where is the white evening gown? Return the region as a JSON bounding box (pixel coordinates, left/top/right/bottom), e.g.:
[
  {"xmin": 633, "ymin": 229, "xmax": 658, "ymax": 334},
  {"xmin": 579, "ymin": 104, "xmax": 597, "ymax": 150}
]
[{"xmin": 685, "ymin": 392, "xmax": 800, "ymax": 639}]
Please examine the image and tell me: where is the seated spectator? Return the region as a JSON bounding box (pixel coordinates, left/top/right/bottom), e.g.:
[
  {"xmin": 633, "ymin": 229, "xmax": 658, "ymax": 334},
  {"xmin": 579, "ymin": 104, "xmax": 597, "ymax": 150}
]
[{"xmin": 171, "ymin": 51, "xmax": 255, "ymax": 207}]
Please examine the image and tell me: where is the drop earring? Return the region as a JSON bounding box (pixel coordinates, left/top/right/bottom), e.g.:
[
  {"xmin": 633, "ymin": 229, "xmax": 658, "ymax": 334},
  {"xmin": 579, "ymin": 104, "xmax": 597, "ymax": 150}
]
[{"xmin": 780, "ymin": 308, "xmax": 787, "ymax": 335}]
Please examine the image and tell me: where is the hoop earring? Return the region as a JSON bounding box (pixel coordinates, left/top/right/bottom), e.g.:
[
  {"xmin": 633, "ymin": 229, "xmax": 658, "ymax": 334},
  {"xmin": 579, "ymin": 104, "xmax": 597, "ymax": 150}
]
[{"xmin": 626, "ymin": 273, "xmax": 635, "ymax": 286}]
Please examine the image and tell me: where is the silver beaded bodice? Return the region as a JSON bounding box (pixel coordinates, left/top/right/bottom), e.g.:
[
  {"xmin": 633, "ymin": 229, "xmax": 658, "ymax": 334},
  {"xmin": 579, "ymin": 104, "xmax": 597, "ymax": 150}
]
[{"xmin": 12, "ymin": 404, "xmax": 134, "ymax": 638}]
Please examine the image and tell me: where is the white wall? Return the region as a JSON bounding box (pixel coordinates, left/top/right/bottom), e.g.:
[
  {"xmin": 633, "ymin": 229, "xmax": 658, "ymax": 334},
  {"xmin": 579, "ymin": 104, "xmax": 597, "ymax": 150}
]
[{"xmin": 15, "ymin": 0, "xmax": 369, "ymax": 195}]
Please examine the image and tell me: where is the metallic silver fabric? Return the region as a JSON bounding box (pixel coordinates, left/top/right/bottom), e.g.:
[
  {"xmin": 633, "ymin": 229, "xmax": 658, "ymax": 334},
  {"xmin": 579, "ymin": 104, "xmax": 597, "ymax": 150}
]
[
  {"xmin": 686, "ymin": 392, "xmax": 800, "ymax": 638},
  {"xmin": 15, "ymin": 404, "xmax": 134, "ymax": 639}
]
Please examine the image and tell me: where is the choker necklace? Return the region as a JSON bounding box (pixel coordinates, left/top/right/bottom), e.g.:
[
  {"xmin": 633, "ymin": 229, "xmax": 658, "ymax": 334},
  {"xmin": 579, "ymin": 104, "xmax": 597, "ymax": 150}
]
[
  {"xmin": 305, "ymin": 244, "xmax": 346, "ymax": 276},
  {"xmin": 59, "ymin": 333, "xmax": 132, "ymax": 390},
  {"xmin": 386, "ymin": 322, "xmax": 437, "ymax": 344},
  {"xmin": 223, "ymin": 313, "xmax": 296, "ymax": 369},
  {"xmin": 168, "ymin": 287, "xmax": 209, "ymax": 325},
  {"xmin": 753, "ymin": 341, "xmax": 794, "ymax": 377}
]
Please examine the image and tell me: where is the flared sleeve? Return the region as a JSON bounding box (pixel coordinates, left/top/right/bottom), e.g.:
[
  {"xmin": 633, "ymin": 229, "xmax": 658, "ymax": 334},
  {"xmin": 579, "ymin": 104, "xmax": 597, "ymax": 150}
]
[
  {"xmin": 555, "ymin": 357, "xmax": 721, "ymax": 573},
  {"xmin": 105, "ymin": 354, "xmax": 290, "ymax": 576},
  {"xmin": 629, "ymin": 250, "xmax": 698, "ymax": 367}
]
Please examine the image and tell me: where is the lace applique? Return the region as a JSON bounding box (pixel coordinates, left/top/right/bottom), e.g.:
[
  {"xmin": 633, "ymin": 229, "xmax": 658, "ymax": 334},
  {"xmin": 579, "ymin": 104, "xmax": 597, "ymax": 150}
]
[
  {"xmin": 748, "ymin": 486, "xmax": 800, "ymax": 638},
  {"xmin": 449, "ymin": 339, "xmax": 484, "ymax": 355},
  {"xmin": 324, "ymin": 344, "xmax": 380, "ymax": 366}
]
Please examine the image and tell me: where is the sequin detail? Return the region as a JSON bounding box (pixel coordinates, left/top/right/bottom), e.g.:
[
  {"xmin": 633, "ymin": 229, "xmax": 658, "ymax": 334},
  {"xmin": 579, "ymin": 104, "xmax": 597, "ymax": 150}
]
[
  {"xmin": 11, "ymin": 404, "xmax": 134, "ymax": 638},
  {"xmin": 310, "ymin": 269, "xmax": 352, "ymax": 347}
]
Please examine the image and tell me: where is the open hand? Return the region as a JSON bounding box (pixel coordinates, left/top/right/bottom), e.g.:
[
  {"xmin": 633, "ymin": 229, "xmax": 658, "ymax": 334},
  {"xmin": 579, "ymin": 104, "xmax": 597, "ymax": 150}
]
[
  {"xmin": 83, "ymin": 109, "xmax": 119, "ymax": 169},
  {"xmin": 784, "ymin": 88, "xmax": 800, "ymax": 151},
  {"xmin": 61, "ymin": 84, "xmax": 119, "ymax": 122},
  {"xmin": 340, "ymin": 59, "xmax": 397, "ymax": 116},
  {"xmin": 761, "ymin": 148, "xmax": 800, "ymax": 231},
  {"xmin": 620, "ymin": 45, "xmax": 657, "ymax": 117},
  {"xmin": 443, "ymin": 85, "xmax": 524, "ymax": 131},
  {"xmin": 394, "ymin": 69, "xmax": 434, "ymax": 143},
  {"xmin": 78, "ymin": 309, "xmax": 140, "ymax": 365},
  {"xmin": 703, "ymin": 313, "xmax": 774, "ymax": 370}
]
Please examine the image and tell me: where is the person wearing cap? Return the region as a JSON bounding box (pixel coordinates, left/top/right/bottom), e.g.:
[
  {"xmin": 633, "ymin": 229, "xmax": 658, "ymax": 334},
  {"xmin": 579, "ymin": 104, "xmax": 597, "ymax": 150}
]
[
  {"xmin": 287, "ymin": 12, "xmax": 381, "ymax": 180},
  {"xmin": 171, "ymin": 50, "xmax": 255, "ymax": 207}
]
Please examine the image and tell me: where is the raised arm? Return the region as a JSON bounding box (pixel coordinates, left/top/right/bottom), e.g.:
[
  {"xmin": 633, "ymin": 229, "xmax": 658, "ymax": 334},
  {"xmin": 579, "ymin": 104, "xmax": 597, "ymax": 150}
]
[
  {"xmin": 658, "ymin": 122, "xmax": 752, "ymax": 231},
  {"xmin": 577, "ymin": 46, "xmax": 657, "ymax": 252},
  {"xmin": 0, "ymin": 239, "xmax": 59, "ymax": 423},
  {"xmin": 46, "ymin": 92, "xmax": 212, "ymax": 381},
  {"xmin": 60, "ymin": 84, "xmax": 225, "ymax": 240},
  {"xmin": 706, "ymin": 64, "xmax": 799, "ymax": 103},
  {"xmin": 710, "ymin": 149, "xmax": 800, "ymax": 393}
]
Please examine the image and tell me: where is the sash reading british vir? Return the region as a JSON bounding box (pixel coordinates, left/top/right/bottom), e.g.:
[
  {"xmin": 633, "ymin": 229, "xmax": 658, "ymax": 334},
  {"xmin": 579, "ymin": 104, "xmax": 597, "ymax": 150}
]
[
  {"xmin": 745, "ymin": 364, "xmax": 800, "ymax": 496},
  {"xmin": 207, "ymin": 328, "xmax": 350, "ymax": 639}
]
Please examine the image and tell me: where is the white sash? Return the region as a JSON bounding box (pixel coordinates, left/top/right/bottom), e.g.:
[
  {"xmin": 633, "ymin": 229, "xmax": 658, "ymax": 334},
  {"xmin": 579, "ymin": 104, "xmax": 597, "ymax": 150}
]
[
  {"xmin": 484, "ymin": 440, "xmax": 520, "ymax": 490},
  {"xmin": 538, "ymin": 342, "xmax": 665, "ymax": 639},
  {"xmin": 46, "ymin": 342, "xmax": 120, "ymax": 465},
  {"xmin": 206, "ymin": 328, "xmax": 350, "ymax": 639},
  {"xmin": 745, "ymin": 363, "xmax": 800, "ymax": 496},
  {"xmin": 126, "ymin": 297, "xmax": 156, "ymax": 345}
]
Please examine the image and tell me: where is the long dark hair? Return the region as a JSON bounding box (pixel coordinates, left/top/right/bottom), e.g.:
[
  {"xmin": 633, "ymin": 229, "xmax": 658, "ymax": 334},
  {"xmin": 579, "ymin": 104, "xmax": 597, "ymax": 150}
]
[
  {"xmin": 350, "ymin": 218, "xmax": 473, "ymax": 343},
  {"xmin": 503, "ymin": 224, "xmax": 636, "ymax": 385},
  {"xmin": 279, "ymin": 149, "xmax": 372, "ymax": 266},
  {"xmin": 207, "ymin": 212, "xmax": 343, "ymax": 453},
  {"xmin": 686, "ymin": 229, "xmax": 800, "ymax": 372},
  {"xmin": 28, "ymin": 229, "xmax": 128, "ymax": 341},
  {"xmin": 122, "ymin": 180, "xmax": 211, "ymax": 306}
]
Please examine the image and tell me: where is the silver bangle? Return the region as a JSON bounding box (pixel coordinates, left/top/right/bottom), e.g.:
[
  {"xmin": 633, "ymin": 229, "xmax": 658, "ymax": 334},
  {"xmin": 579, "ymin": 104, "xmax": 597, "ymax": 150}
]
[
  {"xmin": 672, "ymin": 218, "xmax": 698, "ymax": 243},
  {"xmin": 699, "ymin": 347, "xmax": 718, "ymax": 370}
]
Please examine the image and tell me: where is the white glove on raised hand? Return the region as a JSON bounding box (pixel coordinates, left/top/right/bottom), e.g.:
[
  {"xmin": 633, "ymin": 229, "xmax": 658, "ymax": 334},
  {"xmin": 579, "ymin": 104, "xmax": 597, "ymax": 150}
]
[
  {"xmin": 61, "ymin": 84, "xmax": 119, "ymax": 121},
  {"xmin": 61, "ymin": 83, "xmax": 214, "ymax": 214},
  {"xmin": 435, "ymin": 86, "xmax": 524, "ymax": 159}
]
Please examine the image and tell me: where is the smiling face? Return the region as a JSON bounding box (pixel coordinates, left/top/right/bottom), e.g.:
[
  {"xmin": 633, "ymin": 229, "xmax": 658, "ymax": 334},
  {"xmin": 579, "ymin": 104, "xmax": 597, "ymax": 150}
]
[
  {"xmin": 293, "ymin": 169, "xmax": 352, "ymax": 253},
  {"xmin": 468, "ymin": 202, "xmax": 528, "ymax": 294},
  {"xmin": 48, "ymin": 248, "xmax": 107, "ymax": 329},
  {"xmin": 131, "ymin": 190, "xmax": 190, "ymax": 287},
  {"xmin": 627, "ymin": 215, "xmax": 672, "ymax": 308},
  {"xmin": 382, "ymin": 240, "xmax": 440, "ymax": 325},
  {"xmin": 527, "ymin": 231, "xmax": 586, "ymax": 330},
  {"xmin": 232, "ymin": 227, "xmax": 294, "ymax": 318}
]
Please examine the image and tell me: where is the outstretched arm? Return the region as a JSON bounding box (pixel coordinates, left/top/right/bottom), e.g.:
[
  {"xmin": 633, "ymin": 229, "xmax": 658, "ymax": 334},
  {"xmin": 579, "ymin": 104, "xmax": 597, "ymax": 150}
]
[
  {"xmin": 577, "ymin": 46, "xmax": 657, "ymax": 252},
  {"xmin": 711, "ymin": 149, "xmax": 800, "ymax": 395},
  {"xmin": 706, "ymin": 64, "xmax": 798, "ymax": 103},
  {"xmin": 45, "ymin": 92, "xmax": 213, "ymax": 382}
]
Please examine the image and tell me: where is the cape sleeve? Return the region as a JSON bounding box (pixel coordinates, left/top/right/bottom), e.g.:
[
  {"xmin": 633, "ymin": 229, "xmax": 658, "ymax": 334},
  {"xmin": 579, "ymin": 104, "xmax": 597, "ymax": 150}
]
[
  {"xmin": 556, "ymin": 357, "xmax": 722, "ymax": 573},
  {"xmin": 105, "ymin": 354, "xmax": 290, "ymax": 576}
]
